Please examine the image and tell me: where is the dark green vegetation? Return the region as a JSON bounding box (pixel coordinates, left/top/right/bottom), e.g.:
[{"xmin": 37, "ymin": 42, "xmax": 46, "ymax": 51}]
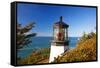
[
  {"xmin": 17, "ymin": 22, "xmax": 36, "ymax": 49},
  {"xmin": 53, "ymin": 32, "xmax": 96, "ymax": 63},
  {"xmin": 17, "ymin": 48, "xmax": 50, "ymax": 65}
]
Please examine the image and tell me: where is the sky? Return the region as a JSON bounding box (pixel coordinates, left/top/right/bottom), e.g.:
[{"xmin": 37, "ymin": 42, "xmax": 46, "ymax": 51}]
[{"xmin": 17, "ymin": 3, "xmax": 96, "ymax": 37}]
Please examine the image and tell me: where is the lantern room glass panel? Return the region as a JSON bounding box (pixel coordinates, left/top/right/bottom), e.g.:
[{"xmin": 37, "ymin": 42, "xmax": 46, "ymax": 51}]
[{"xmin": 54, "ymin": 27, "xmax": 59, "ymax": 41}]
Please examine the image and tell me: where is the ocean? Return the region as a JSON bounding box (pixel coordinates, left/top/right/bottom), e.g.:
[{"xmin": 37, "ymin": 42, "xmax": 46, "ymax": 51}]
[{"xmin": 17, "ymin": 37, "xmax": 79, "ymax": 58}]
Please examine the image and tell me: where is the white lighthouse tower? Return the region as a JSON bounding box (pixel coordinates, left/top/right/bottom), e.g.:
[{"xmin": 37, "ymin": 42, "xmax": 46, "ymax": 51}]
[{"xmin": 49, "ymin": 16, "xmax": 69, "ymax": 63}]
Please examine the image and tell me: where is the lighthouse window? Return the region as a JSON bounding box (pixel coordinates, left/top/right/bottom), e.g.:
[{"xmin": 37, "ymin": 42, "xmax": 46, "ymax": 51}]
[{"xmin": 54, "ymin": 28, "xmax": 59, "ymax": 40}]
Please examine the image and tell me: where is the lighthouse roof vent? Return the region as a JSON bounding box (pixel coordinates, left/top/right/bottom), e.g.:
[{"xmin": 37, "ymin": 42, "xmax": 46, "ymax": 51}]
[{"xmin": 54, "ymin": 16, "xmax": 69, "ymax": 28}]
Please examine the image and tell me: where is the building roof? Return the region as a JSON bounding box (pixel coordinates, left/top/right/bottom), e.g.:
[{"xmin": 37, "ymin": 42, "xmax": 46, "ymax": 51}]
[{"xmin": 54, "ymin": 16, "xmax": 69, "ymax": 28}]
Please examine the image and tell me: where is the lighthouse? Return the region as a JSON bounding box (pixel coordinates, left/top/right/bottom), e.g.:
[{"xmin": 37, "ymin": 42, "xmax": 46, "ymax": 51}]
[{"xmin": 49, "ymin": 16, "xmax": 69, "ymax": 63}]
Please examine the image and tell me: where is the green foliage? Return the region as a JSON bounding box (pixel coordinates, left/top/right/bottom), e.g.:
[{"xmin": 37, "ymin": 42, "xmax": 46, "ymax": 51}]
[
  {"xmin": 53, "ymin": 32, "xmax": 96, "ymax": 63},
  {"xmin": 17, "ymin": 22, "xmax": 36, "ymax": 49},
  {"xmin": 17, "ymin": 48, "xmax": 50, "ymax": 65}
]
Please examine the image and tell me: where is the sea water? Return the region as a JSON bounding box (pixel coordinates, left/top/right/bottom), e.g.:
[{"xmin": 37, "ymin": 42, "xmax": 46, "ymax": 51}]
[{"xmin": 17, "ymin": 37, "xmax": 79, "ymax": 58}]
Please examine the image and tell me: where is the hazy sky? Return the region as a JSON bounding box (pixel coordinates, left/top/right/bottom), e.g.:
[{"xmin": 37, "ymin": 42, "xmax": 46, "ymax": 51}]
[{"xmin": 17, "ymin": 3, "xmax": 96, "ymax": 37}]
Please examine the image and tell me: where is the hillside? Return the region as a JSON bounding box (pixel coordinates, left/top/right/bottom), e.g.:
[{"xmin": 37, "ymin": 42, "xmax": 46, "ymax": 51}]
[
  {"xmin": 17, "ymin": 32, "xmax": 97, "ymax": 65},
  {"xmin": 17, "ymin": 48, "xmax": 50, "ymax": 65},
  {"xmin": 53, "ymin": 32, "xmax": 97, "ymax": 63}
]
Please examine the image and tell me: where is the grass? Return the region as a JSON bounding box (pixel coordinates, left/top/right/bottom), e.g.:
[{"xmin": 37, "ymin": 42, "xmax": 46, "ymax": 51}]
[
  {"xmin": 17, "ymin": 48, "xmax": 50, "ymax": 65},
  {"xmin": 53, "ymin": 32, "xmax": 96, "ymax": 63}
]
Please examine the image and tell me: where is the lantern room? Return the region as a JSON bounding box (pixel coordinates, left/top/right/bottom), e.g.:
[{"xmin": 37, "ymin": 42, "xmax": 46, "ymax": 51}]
[{"xmin": 53, "ymin": 16, "xmax": 69, "ymax": 43}]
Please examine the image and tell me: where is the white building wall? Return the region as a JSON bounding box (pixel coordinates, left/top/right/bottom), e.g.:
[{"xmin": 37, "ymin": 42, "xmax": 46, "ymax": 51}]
[{"xmin": 49, "ymin": 44, "xmax": 69, "ymax": 63}]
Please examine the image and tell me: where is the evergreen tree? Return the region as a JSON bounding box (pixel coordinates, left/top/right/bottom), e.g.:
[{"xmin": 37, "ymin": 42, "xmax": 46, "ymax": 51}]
[{"xmin": 17, "ymin": 22, "xmax": 36, "ymax": 49}]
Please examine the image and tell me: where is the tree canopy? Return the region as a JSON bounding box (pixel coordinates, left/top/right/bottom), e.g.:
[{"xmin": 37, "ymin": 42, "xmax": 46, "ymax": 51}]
[{"xmin": 17, "ymin": 22, "xmax": 36, "ymax": 49}]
